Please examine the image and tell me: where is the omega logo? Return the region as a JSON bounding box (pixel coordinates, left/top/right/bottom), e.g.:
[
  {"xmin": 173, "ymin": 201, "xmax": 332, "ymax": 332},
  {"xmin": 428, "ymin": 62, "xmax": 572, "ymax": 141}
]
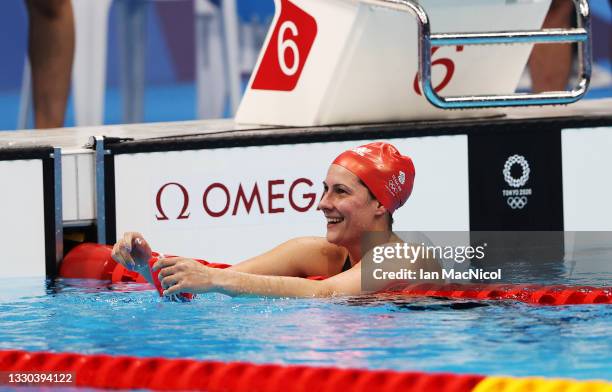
[
  {"xmin": 156, "ymin": 183, "xmax": 191, "ymax": 220},
  {"xmin": 155, "ymin": 178, "xmax": 319, "ymax": 220}
]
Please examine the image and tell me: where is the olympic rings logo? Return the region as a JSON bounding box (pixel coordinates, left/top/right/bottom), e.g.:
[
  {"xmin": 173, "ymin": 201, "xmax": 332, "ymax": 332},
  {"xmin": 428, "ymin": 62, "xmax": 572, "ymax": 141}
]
[
  {"xmin": 503, "ymin": 155, "xmax": 530, "ymax": 188},
  {"xmin": 507, "ymin": 196, "xmax": 528, "ymax": 209}
]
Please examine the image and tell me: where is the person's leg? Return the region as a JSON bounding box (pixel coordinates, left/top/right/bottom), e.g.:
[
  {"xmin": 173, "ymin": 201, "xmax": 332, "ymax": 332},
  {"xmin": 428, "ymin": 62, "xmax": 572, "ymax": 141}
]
[
  {"xmin": 528, "ymin": 0, "xmax": 574, "ymax": 92},
  {"xmin": 24, "ymin": 0, "xmax": 75, "ymax": 129}
]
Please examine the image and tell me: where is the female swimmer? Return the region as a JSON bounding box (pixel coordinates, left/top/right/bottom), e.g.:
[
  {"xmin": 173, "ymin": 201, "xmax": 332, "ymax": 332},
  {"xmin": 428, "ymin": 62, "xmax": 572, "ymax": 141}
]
[{"xmin": 111, "ymin": 142, "xmax": 442, "ymax": 298}]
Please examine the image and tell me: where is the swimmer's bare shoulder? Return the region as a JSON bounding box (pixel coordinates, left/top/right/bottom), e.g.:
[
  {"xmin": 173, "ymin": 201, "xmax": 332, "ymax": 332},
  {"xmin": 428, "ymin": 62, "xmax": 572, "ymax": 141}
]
[
  {"xmin": 407, "ymin": 242, "xmax": 443, "ymax": 280},
  {"xmin": 229, "ymin": 236, "xmax": 347, "ymax": 278},
  {"xmin": 361, "ymin": 235, "xmax": 443, "ymax": 293},
  {"xmin": 391, "ymin": 234, "xmax": 442, "ymax": 278}
]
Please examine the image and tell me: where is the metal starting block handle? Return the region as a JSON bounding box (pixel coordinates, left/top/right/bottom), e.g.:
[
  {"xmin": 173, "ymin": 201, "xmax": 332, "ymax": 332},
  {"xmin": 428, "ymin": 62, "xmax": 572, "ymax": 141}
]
[{"xmin": 368, "ymin": 0, "xmax": 592, "ymax": 109}]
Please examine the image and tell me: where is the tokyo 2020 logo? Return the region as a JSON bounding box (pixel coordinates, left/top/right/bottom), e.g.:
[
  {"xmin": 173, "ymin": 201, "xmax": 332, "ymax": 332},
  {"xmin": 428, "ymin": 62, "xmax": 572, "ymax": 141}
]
[
  {"xmin": 502, "ymin": 155, "xmax": 532, "ymax": 210},
  {"xmin": 503, "ymin": 155, "xmax": 530, "ymax": 188}
]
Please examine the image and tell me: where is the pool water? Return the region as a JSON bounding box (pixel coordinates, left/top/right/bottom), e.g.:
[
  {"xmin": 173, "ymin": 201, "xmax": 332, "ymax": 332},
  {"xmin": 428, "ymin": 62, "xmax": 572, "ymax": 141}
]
[{"xmin": 0, "ymin": 278, "xmax": 610, "ymax": 381}]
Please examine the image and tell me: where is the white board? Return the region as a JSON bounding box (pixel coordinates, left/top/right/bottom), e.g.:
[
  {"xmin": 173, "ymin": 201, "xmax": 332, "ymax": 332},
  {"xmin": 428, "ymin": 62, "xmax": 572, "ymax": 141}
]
[
  {"xmin": 0, "ymin": 159, "xmax": 47, "ymax": 278},
  {"xmin": 562, "ymin": 127, "xmax": 612, "ymax": 231}
]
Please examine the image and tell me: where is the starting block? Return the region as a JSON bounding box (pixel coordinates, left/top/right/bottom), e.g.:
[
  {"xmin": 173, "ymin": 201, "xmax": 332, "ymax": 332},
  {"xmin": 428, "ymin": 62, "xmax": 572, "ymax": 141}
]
[{"xmin": 236, "ymin": 0, "xmax": 591, "ymax": 126}]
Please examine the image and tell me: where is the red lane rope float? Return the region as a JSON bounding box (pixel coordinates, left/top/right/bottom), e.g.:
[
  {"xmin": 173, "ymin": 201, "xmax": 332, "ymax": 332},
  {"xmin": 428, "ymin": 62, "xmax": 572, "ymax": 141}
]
[
  {"xmin": 3, "ymin": 351, "xmax": 611, "ymax": 392},
  {"xmin": 382, "ymin": 283, "xmax": 612, "ymax": 306},
  {"xmin": 60, "ymin": 243, "xmax": 231, "ymax": 284},
  {"xmin": 0, "ymin": 349, "xmax": 484, "ymax": 392},
  {"xmin": 60, "ymin": 243, "xmax": 612, "ymax": 306}
]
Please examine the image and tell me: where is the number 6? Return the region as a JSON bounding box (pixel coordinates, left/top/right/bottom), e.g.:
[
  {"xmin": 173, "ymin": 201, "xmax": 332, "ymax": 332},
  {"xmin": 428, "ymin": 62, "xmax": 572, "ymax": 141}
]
[{"xmin": 278, "ymin": 21, "xmax": 300, "ymax": 76}]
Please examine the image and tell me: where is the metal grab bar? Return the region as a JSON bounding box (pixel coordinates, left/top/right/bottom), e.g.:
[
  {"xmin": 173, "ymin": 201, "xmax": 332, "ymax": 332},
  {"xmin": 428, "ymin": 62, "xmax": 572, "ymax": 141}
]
[{"xmin": 365, "ymin": 0, "xmax": 592, "ymax": 109}]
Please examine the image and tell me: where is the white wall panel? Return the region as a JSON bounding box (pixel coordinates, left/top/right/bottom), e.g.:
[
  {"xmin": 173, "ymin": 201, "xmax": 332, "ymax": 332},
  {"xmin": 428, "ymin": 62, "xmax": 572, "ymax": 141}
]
[
  {"xmin": 114, "ymin": 136, "xmax": 468, "ymax": 263},
  {"xmin": 62, "ymin": 154, "xmax": 78, "ymax": 221},
  {"xmin": 562, "ymin": 127, "xmax": 612, "ymax": 230},
  {"xmin": 0, "ymin": 160, "xmax": 47, "ymax": 278}
]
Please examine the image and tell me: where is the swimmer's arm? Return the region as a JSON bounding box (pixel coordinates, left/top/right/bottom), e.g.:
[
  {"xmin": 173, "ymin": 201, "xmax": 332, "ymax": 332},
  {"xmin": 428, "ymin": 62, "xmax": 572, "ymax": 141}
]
[
  {"xmin": 227, "ymin": 237, "xmax": 344, "ymax": 278},
  {"xmin": 213, "ymin": 264, "xmax": 362, "ymax": 298},
  {"xmin": 157, "ymin": 258, "xmax": 362, "ymax": 298}
]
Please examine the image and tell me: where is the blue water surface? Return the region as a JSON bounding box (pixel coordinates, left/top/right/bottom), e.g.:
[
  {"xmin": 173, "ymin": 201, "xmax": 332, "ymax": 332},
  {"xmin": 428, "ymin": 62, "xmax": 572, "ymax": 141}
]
[{"xmin": 0, "ymin": 277, "xmax": 610, "ymax": 382}]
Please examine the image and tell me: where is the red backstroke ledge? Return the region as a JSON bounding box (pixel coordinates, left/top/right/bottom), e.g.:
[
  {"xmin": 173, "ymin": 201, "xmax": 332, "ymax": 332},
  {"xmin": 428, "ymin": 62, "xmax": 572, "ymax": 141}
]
[
  {"xmin": 60, "ymin": 243, "xmax": 611, "ymax": 306},
  {"xmin": 0, "ymin": 349, "xmax": 484, "ymax": 392}
]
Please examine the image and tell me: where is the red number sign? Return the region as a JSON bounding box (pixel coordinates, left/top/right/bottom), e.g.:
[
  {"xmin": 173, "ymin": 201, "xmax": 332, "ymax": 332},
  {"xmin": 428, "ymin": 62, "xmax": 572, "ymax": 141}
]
[
  {"xmin": 252, "ymin": 0, "xmax": 318, "ymax": 91},
  {"xmin": 413, "ymin": 46, "xmax": 464, "ymax": 96}
]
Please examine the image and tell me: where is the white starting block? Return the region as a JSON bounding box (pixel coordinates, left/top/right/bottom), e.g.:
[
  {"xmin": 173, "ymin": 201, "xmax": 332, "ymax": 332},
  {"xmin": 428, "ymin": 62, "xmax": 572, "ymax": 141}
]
[{"xmin": 236, "ymin": 0, "xmax": 592, "ymax": 126}]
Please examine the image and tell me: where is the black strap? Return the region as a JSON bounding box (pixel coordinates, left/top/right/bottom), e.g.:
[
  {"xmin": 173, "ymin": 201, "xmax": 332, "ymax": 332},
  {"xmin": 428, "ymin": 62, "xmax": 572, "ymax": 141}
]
[{"xmin": 341, "ymin": 256, "xmax": 352, "ymax": 272}]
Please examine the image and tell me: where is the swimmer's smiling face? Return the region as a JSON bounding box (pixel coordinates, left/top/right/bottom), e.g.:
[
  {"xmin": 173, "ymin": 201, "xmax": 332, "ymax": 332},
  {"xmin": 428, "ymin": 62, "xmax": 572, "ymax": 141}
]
[{"xmin": 319, "ymin": 164, "xmax": 386, "ymax": 247}]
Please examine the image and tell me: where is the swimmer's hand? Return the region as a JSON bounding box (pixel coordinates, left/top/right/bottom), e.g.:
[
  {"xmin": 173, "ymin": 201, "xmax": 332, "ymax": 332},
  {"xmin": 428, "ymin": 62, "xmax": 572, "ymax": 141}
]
[
  {"xmin": 111, "ymin": 232, "xmax": 152, "ymax": 273},
  {"xmin": 153, "ymin": 257, "xmax": 214, "ymax": 297}
]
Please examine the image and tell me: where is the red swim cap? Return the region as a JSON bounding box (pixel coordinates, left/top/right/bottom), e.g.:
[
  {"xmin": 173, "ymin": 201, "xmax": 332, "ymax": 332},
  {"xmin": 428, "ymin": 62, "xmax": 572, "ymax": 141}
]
[{"xmin": 332, "ymin": 142, "xmax": 415, "ymax": 214}]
